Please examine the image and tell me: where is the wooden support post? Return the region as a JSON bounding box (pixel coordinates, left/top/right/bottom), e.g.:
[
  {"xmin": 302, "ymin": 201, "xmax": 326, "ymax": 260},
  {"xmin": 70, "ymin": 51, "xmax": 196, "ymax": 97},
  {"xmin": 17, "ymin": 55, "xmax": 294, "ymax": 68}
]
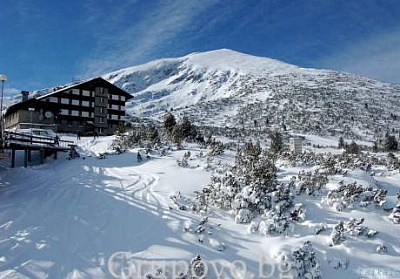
[
  {"xmin": 11, "ymin": 149, "xmax": 15, "ymax": 168},
  {"xmin": 24, "ymin": 149, "xmax": 28, "ymax": 168},
  {"xmin": 40, "ymin": 149, "xmax": 44, "ymax": 164}
]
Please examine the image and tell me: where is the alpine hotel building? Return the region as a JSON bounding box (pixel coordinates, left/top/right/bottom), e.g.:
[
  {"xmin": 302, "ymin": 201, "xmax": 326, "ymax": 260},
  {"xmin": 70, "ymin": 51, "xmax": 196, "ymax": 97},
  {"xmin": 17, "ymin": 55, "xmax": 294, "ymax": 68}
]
[{"xmin": 4, "ymin": 77, "xmax": 133, "ymax": 135}]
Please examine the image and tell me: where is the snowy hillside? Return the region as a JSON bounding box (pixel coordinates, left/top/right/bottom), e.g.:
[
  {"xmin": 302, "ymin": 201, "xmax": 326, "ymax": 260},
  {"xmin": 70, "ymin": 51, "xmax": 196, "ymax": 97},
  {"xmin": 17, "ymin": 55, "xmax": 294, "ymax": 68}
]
[
  {"xmin": 103, "ymin": 49, "xmax": 400, "ymax": 142},
  {"xmin": 103, "ymin": 49, "xmax": 291, "ymax": 115},
  {"xmin": 103, "ymin": 49, "xmax": 300, "ymax": 114}
]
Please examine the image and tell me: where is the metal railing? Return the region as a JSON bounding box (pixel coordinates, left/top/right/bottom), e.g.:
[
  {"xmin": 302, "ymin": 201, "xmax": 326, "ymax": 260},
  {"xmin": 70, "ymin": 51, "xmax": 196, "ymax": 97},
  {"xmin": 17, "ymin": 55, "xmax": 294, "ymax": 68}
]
[{"xmin": 3, "ymin": 131, "xmax": 74, "ymax": 149}]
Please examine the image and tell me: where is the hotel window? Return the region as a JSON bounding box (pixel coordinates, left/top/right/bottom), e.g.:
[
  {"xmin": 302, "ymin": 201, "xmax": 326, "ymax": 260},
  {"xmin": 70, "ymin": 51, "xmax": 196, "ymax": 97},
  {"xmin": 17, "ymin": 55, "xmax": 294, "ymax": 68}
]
[
  {"xmin": 120, "ymin": 96, "xmax": 125, "ymax": 101},
  {"xmin": 72, "ymin": 89, "xmax": 80, "ymax": 95},
  {"xmin": 49, "ymin": 97, "xmax": 58, "ymax": 103},
  {"xmin": 71, "ymin": 110, "xmax": 79, "ymax": 116},
  {"xmin": 61, "ymin": 98, "xmax": 69, "ymax": 104},
  {"xmin": 60, "ymin": 109, "xmax": 68, "ymax": 115},
  {"xmin": 82, "ymin": 101, "xmax": 90, "ymax": 107},
  {"xmin": 71, "ymin": 99, "xmax": 79, "ymax": 106},
  {"xmin": 82, "ymin": 111, "xmax": 89, "ymax": 117},
  {"xmin": 99, "ymin": 117, "xmax": 105, "ymax": 123},
  {"xmin": 82, "ymin": 90, "xmax": 91, "ymax": 97}
]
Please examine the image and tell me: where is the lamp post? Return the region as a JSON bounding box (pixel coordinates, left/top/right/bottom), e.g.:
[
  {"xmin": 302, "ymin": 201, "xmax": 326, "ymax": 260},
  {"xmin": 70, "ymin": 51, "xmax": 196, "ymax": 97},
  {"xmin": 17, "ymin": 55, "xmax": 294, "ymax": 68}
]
[{"xmin": 0, "ymin": 74, "xmax": 7, "ymax": 145}]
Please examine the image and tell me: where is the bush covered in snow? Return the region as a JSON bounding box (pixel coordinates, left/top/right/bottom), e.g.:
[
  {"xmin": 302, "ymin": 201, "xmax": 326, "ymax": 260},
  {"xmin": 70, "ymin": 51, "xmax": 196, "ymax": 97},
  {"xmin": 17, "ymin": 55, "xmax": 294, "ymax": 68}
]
[
  {"xmin": 281, "ymin": 150, "xmax": 400, "ymax": 172},
  {"xmin": 177, "ymin": 151, "xmax": 191, "ymax": 168},
  {"xmin": 280, "ymin": 241, "xmax": 321, "ymax": 279},
  {"xmin": 293, "ymin": 169, "xmax": 328, "ymax": 195},
  {"xmin": 329, "ymin": 218, "xmax": 378, "ymax": 246},
  {"xmin": 193, "ymin": 142, "xmax": 310, "ymax": 235},
  {"xmin": 111, "ymin": 124, "xmax": 161, "ymax": 150},
  {"xmin": 390, "ymin": 204, "xmax": 400, "ymax": 224},
  {"xmin": 322, "ymin": 182, "xmax": 387, "ymax": 211},
  {"xmin": 194, "ymin": 142, "xmax": 278, "ymax": 218}
]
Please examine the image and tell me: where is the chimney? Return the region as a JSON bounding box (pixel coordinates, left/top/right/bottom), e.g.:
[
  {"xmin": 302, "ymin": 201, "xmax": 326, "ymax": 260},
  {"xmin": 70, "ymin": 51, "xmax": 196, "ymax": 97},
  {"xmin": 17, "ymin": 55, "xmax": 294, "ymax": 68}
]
[{"xmin": 21, "ymin": 91, "xmax": 29, "ymax": 102}]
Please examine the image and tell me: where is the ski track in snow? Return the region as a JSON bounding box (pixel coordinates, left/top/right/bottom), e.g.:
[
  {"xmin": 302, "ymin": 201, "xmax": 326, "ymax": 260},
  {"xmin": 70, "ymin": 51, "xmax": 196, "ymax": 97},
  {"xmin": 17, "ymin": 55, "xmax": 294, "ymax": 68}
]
[{"xmin": 0, "ymin": 137, "xmax": 186, "ymax": 278}]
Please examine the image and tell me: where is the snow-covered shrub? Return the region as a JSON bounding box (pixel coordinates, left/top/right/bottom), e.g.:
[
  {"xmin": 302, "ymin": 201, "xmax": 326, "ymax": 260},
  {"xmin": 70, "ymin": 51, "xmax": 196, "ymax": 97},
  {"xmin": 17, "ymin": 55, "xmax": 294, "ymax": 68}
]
[
  {"xmin": 329, "ymin": 218, "xmax": 378, "ymax": 246},
  {"xmin": 376, "ymin": 244, "xmax": 388, "ymax": 253},
  {"xmin": 111, "ymin": 125, "xmax": 161, "ymax": 150},
  {"xmin": 235, "ymin": 208, "xmax": 252, "ymax": 224},
  {"xmin": 330, "ymin": 221, "xmax": 346, "ymax": 246},
  {"xmin": 290, "ymin": 203, "xmax": 306, "ymax": 222},
  {"xmin": 194, "ymin": 143, "xmax": 277, "ymax": 220},
  {"xmin": 294, "ymin": 169, "xmax": 328, "ymax": 195},
  {"xmin": 259, "ymin": 214, "xmax": 292, "ymax": 236},
  {"xmin": 248, "ymin": 182, "xmax": 298, "ymax": 236},
  {"xmin": 187, "ymin": 255, "xmax": 207, "ymax": 279},
  {"xmin": 322, "ymin": 182, "xmax": 387, "ymax": 211},
  {"xmin": 247, "ymin": 220, "xmax": 260, "ymax": 234},
  {"xmin": 282, "ymin": 241, "xmax": 321, "ymax": 279},
  {"xmin": 345, "ymin": 217, "xmax": 368, "ymax": 237},
  {"xmin": 281, "ymin": 151, "xmax": 399, "ymax": 175},
  {"xmin": 207, "ymin": 140, "xmax": 224, "ymax": 156},
  {"xmin": 390, "ymin": 204, "xmax": 400, "ymax": 224},
  {"xmin": 177, "ymin": 151, "xmax": 191, "ymax": 167},
  {"xmin": 195, "ymin": 143, "xmax": 308, "ymax": 236}
]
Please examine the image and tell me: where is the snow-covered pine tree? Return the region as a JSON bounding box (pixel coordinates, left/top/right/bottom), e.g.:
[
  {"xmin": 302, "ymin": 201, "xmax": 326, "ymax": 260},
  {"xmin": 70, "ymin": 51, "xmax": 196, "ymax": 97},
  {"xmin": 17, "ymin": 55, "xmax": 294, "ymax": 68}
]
[
  {"xmin": 195, "ymin": 142, "xmax": 278, "ymax": 223},
  {"xmin": 283, "ymin": 241, "xmax": 321, "ymax": 279}
]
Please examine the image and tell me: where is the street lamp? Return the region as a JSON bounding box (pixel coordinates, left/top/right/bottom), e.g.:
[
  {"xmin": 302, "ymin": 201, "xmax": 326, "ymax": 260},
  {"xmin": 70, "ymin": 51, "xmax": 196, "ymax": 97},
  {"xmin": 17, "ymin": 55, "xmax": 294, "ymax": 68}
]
[{"xmin": 0, "ymin": 74, "xmax": 7, "ymax": 144}]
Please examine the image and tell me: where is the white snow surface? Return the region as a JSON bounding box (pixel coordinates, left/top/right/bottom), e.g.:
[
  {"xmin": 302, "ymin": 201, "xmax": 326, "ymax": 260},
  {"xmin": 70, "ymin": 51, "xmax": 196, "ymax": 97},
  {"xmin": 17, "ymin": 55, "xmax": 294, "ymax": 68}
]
[{"xmin": 0, "ymin": 135, "xmax": 399, "ymax": 278}]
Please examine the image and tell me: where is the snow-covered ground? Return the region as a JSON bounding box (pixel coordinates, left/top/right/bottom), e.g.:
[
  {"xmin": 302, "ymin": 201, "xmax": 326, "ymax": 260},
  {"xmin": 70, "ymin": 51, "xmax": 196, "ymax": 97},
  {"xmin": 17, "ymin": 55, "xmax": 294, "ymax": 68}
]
[{"xmin": 0, "ymin": 135, "xmax": 399, "ymax": 278}]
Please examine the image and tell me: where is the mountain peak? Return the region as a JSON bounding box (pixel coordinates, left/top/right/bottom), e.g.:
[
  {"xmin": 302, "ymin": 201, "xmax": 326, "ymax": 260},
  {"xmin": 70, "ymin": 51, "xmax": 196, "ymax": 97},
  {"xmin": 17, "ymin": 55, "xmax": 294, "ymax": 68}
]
[{"xmin": 183, "ymin": 49, "xmax": 298, "ymax": 74}]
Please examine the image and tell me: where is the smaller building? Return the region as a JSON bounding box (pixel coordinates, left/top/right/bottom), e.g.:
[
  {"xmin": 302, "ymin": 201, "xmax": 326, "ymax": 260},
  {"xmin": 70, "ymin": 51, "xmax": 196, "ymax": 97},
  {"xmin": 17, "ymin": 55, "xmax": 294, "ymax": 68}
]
[{"xmin": 289, "ymin": 137, "xmax": 303, "ymax": 154}]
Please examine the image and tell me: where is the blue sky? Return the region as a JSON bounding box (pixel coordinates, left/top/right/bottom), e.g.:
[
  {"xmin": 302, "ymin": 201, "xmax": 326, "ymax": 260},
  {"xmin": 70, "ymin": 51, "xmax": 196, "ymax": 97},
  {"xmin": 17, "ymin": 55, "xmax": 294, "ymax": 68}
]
[{"xmin": 1, "ymin": 0, "xmax": 400, "ymax": 94}]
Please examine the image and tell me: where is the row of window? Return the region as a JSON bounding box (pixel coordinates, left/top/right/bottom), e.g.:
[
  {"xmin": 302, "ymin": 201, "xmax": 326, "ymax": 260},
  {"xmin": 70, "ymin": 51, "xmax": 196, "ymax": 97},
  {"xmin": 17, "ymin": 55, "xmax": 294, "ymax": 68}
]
[
  {"xmin": 47, "ymin": 97, "xmax": 124, "ymax": 110},
  {"xmin": 59, "ymin": 109, "xmax": 124, "ymax": 120},
  {"xmin": 70, "ymin": 89, "xmax": 125, "ymax": 101}
]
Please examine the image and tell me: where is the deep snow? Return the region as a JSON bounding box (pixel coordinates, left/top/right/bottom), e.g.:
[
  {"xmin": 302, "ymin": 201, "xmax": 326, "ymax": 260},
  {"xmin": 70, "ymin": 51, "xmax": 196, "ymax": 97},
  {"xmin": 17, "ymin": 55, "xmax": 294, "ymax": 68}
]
[{"xmin": 0, "ymin": 135, "xmax": 399, "ymax": 278}]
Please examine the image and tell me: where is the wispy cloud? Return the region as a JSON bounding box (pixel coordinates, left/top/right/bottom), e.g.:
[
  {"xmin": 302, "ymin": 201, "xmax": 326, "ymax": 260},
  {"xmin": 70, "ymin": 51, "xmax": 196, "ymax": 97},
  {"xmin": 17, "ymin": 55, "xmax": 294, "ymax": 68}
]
[
  {"xmin": 80, "ymin": 0, "xmax": 218, "ymax": 78},
  {"xmin": 319, "ymin": 28, "xmax": 400, "ymax": 84}
]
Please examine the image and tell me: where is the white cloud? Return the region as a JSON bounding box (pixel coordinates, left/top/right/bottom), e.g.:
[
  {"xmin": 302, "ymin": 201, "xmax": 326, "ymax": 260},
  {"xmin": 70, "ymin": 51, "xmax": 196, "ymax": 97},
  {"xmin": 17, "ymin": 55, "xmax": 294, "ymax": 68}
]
[
  {"xmin": 3, "ymin": 87, "xmax": 22, "ymax": 102},
  {"xmin": 81, "ymin": 0, "xmax": 218, "ymax": 78},
  {"xmin": 319, "ymin": 28, "xmax": 400, "ymax": 84}
]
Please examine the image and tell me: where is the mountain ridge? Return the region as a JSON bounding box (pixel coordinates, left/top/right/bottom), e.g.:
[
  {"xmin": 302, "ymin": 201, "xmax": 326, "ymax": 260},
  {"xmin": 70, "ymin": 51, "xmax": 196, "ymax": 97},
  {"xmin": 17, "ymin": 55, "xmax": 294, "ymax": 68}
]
[{"xmin": 101, "ymin": 49, "xmax": 399, "ymax": 142}]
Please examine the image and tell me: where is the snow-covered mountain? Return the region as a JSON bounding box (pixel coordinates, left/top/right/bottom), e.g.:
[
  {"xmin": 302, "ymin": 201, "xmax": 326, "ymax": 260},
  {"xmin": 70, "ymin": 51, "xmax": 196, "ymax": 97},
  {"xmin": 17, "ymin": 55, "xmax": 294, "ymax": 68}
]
[
  {"xmin": 103, "ymin": 49, "xmax": 400, "ymax": 141},
  {"xmin": 104, "ymin": 49, "xmax": 301, "ymax": 113}
]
